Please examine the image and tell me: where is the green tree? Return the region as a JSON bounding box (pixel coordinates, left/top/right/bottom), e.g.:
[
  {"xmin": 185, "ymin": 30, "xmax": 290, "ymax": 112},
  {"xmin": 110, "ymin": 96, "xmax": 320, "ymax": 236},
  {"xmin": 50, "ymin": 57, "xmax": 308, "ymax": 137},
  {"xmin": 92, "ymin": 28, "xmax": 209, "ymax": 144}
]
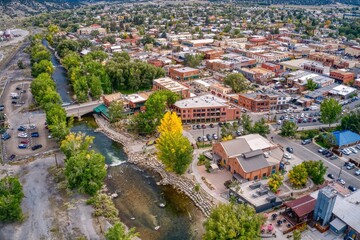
[
  {"xmin": 268, "ymin": 172, "xmax": 284, "ymax": 193},
  {"xmin": 303, "ymin": 161, "xmax": 327, "ymax": 185},
  {"xmin": 105, "ymin": 222, "xmax": 139, "ymax": 240},
  {"xmin": 288, "ymin": 164, "xmax": 308, "ymax": 188},
  {"xmin": 108, "ymin": 101, "xmax": 125, "ymax": 123},
  {"xmin": 184, "ymin": 53, "xmax": 204, "ymax": 68},
  {"xmin": 252, "ymin": 118, "xmax": 270, "ymax": 137},
  {"xmin": 56, "ymin": 39, "xmax": 80, "ymax": 58},
  {"xmin": 293, "ymin": 229, "xmax": 301, "ymax": 240},
  {"xmin": 203, "ymin": 203, "xmax": 266, "ymax": 240},
  {"xmin": 65, "ymin": 150, "xmax": 106, "ymax": 195},
  {"xmin": 32, "ymin": 60, "xmax": 54, "ymax": 77},
  {"xmin": 280, "ymin": 120, "xmax": 298, "ymax": 137},
  {"xmin": 31, "ymin": 50, "xmax": 51, "ymax": 65},
  {"xmin": 0, "ymin": 177, "xmax": 24, "ymax": 222},
  {"xmin": 60, "ymin": 132, "xmax": 94, "ymax": 159},
  {"xmin": 306, "ymin": 79, "xmax": 317, "ymax": 91},
  {"xmin": 320, "ymin": 98, "xmax": 342, "ymax": 127},
  {"xmin": 340, "ymin": 110, "xmax": 360, "ymax": 134},
  {"xmin": 224, "ymin": 73, "xmax": 252, "ymax": 93},
  {"xmin": 240, "ymin": 113, "xmax": 253, "ymax": 135}
]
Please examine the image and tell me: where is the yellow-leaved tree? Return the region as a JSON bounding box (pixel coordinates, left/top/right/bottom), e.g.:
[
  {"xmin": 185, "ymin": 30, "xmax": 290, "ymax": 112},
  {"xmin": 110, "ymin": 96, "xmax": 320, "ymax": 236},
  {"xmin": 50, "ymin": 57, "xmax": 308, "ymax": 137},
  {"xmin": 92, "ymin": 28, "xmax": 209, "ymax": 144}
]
[
  {"xmin": 156, "ymin": 112, "xmax": 193, "ymax": 174},
  {"xmin": 268, "ymin": 172, "xmax": 284, "ymax": 193}
]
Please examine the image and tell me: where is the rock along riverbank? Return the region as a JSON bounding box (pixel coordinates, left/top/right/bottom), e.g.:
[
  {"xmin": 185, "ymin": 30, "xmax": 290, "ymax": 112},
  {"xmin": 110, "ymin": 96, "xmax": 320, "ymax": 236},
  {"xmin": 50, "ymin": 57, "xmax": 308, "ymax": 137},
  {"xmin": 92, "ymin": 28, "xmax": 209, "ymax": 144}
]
[{"xmin": 93, "ymin": 114, "xmax": 215, "ymax": 217}]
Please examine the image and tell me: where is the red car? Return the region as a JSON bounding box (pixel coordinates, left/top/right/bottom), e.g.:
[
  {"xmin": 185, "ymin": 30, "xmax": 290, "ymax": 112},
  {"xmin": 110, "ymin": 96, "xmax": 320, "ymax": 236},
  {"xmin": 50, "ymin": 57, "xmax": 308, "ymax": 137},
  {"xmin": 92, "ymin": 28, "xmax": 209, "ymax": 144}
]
[{"xmin": 20, "ymin": 140, "xmax": 29, "ymax": 144}]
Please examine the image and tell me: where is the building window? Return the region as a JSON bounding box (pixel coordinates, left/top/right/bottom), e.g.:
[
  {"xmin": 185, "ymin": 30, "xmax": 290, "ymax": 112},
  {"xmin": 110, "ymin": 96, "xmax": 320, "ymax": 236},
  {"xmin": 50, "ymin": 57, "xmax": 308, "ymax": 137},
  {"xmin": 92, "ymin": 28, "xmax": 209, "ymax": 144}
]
[
  {"xmin": 262, "ymin": 173, "xmax": 266, "ymax": 177},
  {"xmin": 254, "ymin": 175, "xmax": 258, "ymax": 180}
]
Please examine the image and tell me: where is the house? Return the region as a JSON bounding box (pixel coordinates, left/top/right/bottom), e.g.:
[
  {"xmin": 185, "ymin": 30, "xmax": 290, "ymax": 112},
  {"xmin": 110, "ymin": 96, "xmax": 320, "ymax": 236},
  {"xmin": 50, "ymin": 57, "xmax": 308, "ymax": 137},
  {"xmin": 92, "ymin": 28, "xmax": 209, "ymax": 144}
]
[
  {"xmin": 172, "ymin": 94, "xmax": 240, "ymax": 124},
  {"xmin": 152, "ymin": 77, "xmax": 190, "ymax": 99},
  {"xmin": 332, "ymin": 130, "xmax": 360, "ymax": 149},
  {"xmin": 282, "ymin": 195, "xmax": 316, "ymax": 226},
  {"xmin": 345, "ymin": 46, "xmax": 360, "ymax": 57},
  {"xmin": 169, "ymin": 67, "xmax": 200, "ymax": 81},
  {"xmin": 212, "ymin": 134, "xmax": 282, "ymax": 181}
]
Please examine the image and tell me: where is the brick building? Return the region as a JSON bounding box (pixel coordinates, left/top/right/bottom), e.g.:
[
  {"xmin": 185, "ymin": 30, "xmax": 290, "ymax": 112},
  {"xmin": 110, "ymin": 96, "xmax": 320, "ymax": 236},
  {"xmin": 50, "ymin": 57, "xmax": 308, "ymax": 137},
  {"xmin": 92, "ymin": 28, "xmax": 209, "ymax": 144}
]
[
  {"xmin": 238, "ymin": 67, "xmax": 275, "ymax": 84},
  {"xmin": 238, "ymin": 92, "xmax": 289, "ymax": 112},
  {"xmin": 212, "ymin": 134, "xmax": 282, "ymax": 181},
  {"xmin": 330, "ymin": 70, "xmax": 355, "ymax": 84},
  {"xmin": 172, "ymin": 94, "xmax": 240, "ymax": 124},
  {"xmin": 169, "ymin": 67, "xmax": 200, "ymax": 81},
  {"xmin": 152, "ymin": 77, "xmax": 190, "ymax": 99}
]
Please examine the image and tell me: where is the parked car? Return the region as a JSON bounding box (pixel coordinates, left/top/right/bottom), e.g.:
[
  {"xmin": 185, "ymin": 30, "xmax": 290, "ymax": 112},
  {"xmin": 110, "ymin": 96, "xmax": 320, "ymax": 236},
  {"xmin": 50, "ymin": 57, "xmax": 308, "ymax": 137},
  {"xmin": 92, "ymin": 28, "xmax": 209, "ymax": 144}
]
[
  {"xmin": 349, "ymin": 147, "xmax": 358, "ymax": 154},
  {"xmin": 18, "ymin": 126, "xmax": 26, "ymax": 131},
  {"xmin": 356, "ymin": 144, "xmax": 360, "ymax": 150},
  {"xmin": 202, "ymin": 136, "xmax": 208, "ymax": 142},
  {"xmin": 325, "ymin": 152, "xmax": 334, "ymax": 158},
  {"xmin": 206, "ymin": 134, "xmax": 212, "ymax": 141},
  {"xmin": 318, "ymin": 148, "xmax": 326, "ymax": 153},
  {"xmin": 18, "ymin": 144, "xmax": 27, "ymax": 149},
  {"xmin": 20, "ymin": 140, "xmax": 29, "ymax": 144},
  {"xmin": 283, "ymin": 153, "xmax": 292, "ymax": 159},
  {"xmin": 8, "ymin": 154, "xmax": 15, "ymax": 160},
  {"xmin": 201, "ymin": 124, "xmax": 206, "ymax": 129},
  {"xmin": 0, "ymin": 104, "xmax": 4, "ymax": 111},
  {"xmin": 330, "ymin": 155, "xmax": 338, "ymax": 160},
  {"xmin": 17, "ymin": 132, "xmax": 28, "ymax": 138},
  {"xmin": 31, "ymin": 144, "xmax": 43, "ymax": 151},
  {"xmin": 286, "ymin": 147, "xmax": 293, "ymax": 153},
  {"xmin": 327, "ymin": 173, "xmax": 335, "ymax": 179},
  {"xmin": 197, "ymin": 136, "xmax": 202, "ymax": 142},
  {"xmin": 212, "ymin": 134, "xmax": 218, "ymax": 140},
  {"xmin": 348, "ymin": 185, "xmax": 357, "ymax": 192},
  {"xmin": 322, "ymin": 150, "xmax": 330, "ymax": 155},
  {"xmin": 346, "ymin": 163, "xmax": 355, "ymax": 170},
  {"xmin": 31, "ymin": 132, "xmax": 39, "ymax": 137},
  {"xmin": 209, "ymin": 123, "xmax": 214, "ymax": 128},
  {"xmin": 355, "ymin": 169, "xmax": 360, "ymax": 176},
  {"xmin": 301, "ymin": 139, "xmax": 312, "ymax": 145},
  {"xmin": 303, "ymin": 107, "xmax": 310, "ymax": 111},
  {"xmin": 236, "ymin": 130, "xmax": 241, "ymax": 136},
  {"xmin": 337, "ymin": 178, "xmax": 346, "ymax": 185},
  {"xmin": 1, "ymin": 133, "xmax": 11, "ymax": 140},
  {"xmin": 192, "ymin": 125, "xmax": 197, "ymax": 130},
  {"xmin": 196, "ymin": 125, "xmax": 201, "ymax": 129},
  {"xmin": 341, "ymin": 149, "xmax": 351, "ymax": 155}
]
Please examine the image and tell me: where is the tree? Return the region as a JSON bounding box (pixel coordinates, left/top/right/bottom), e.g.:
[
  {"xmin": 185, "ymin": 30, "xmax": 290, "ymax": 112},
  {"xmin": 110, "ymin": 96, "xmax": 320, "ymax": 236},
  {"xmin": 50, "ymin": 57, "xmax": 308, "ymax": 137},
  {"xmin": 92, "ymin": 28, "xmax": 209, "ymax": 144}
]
[
  {"xmin": 105, "ymin": 222, "xmax": 139, "ymax": 240},
  {"xmin": 184, "ymin": 53, "xmax": 204, "ymax": 68},
  {"xmin": 306, "ymin": 79, "xmax": 317, "ymax": 91},
  {"xmin": 60, "ymin": 132, "xmax": 94, "ymax": 159},
  {"xmin": 108, "ymin": 101, "xmax": 125, "ymax": 123},
  {"xmin": 252, "ymin": 118, "xmax": 270, "ymax": 137},
  {"xmin": 303, "ymin": 161, "xmax": 327, "ymax": 185},
  {"xmin": 240, "ymin": 113, "xmax": 253, "ymax": 135},
  {"xmin": 203, "ymin": 203, "xmax": 266, "ymax": 240},
  {"xmin": 268, "ymin": 172, "xmax": 284, "ymax": 193},
  {"xmin": 320, "ymin": 98, "xmax": 342, "ymax": 127},
  {"xmin": 224, "ymin": 73, "xmax": 252, "ymax": 93},
  {"xmin": 340, "ymin": 110, "xmax": 360, "ymax": 134},
  {"xmin": 17, "ymin": 60, "xmax": 25, "ymax": 69},
  {"xmin": 288, "ymin": 164, "xmax": 308, "ymax": 188},
  {"xmin": 293, "ymin": 229, "xmax": 301, "ymax": 240},
  {"xmin": 156, "ymin": 112, "xmax": 193, "ymax": 174},
  {"xmin": 32, "ymin": 60, "xmax": 54, "ymax": 77},
  {"xmin": 65, "ymin": 150, "xmax": 106, "ymax": 196},
  {"xmin": 0, "ymin": 177, "xmax": 24, "ymax": 222},
  {"xmin": 280, "ymin": 121, "xmax": 298, "ymax": 137}
]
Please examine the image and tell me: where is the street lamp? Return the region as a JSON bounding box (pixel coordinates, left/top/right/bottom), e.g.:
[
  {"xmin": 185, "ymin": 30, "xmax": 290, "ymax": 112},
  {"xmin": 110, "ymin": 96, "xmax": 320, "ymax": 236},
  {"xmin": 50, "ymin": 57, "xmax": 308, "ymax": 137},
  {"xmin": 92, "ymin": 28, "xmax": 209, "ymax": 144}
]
[{"xmin": 337, "ymin": 166, "xmax": 343, "ymax": 179}]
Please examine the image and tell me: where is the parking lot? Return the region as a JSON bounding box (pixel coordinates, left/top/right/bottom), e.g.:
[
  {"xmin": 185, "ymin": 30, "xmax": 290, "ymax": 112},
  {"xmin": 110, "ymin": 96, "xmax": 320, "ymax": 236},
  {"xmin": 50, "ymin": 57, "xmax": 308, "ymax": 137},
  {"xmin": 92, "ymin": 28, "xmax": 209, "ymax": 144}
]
[
  {"xmin": 188, "ymin": 122, "xmax": 242, "ymax": 143},
  {"xmin": 1, "ymin": 81, "xmax": 56, "ymax": 162}
]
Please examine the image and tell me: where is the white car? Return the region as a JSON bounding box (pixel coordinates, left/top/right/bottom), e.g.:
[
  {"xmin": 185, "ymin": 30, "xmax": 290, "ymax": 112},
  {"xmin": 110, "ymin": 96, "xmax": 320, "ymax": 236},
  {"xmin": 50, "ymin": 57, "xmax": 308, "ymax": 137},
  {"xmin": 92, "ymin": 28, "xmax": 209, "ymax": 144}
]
[
  {"xmin": 283, "ymin": 153, "xmax": 292, "ymax": 159},
  {"xmin": 17, "ymin": 132, "xmax": 28, "ymax": 138},
  {"xmin": 355, "ymin": 169, "xmax": 360, "ymax": 176},
  {"xmin": 349, "ymin": 147, "xmax": 358, "ymax": 154},
  {"xmin": 337, "ymin": 178, "xmax": 346, "ymax": 185},
  {"xmin": 356, "ymin": 144, "xmax": 360, "ymax": 150}
]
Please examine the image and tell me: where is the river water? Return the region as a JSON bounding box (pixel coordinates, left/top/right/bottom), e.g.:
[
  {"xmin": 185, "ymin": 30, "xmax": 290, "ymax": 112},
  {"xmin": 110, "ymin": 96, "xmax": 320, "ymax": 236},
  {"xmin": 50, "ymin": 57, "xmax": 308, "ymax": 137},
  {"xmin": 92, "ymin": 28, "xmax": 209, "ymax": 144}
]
[
  {"xmin": 42, "ymin": 39, "xmax": 72, "ymax": 104},
  {"xmin": 72, "ymin": 118, "xmax": 204, "ymax": 240},
  {"xmin": 44, "ymin": 40, "xmax": 205, "ymax": 239}
]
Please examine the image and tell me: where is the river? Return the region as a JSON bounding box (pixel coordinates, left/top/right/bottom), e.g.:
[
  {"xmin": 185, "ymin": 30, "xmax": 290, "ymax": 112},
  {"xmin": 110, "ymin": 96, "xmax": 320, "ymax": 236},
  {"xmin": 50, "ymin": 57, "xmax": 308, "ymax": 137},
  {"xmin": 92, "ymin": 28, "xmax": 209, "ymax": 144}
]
[
  {"xmin": 42, "ymin": 39, "xmax": 72, "ymax": 104},
  {"xmin": 72, "ymin": 118, "xmax": 204, "ymax": 240}
]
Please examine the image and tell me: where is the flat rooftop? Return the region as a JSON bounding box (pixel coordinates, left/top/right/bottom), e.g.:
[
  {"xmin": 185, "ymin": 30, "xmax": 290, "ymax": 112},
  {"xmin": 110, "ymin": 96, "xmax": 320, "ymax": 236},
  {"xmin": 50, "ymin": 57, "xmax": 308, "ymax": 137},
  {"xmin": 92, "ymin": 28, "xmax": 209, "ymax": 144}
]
[
  {"xmin": 153, "ymin": 77, "xmax": 189, "ymax": 92},
  {"xmin": 174, "ymin": 94, "xmax": 228, "ymax": 109},
  {"xmin": 173, "ymin": 67, "xmax": 199, "ymax": 73}
]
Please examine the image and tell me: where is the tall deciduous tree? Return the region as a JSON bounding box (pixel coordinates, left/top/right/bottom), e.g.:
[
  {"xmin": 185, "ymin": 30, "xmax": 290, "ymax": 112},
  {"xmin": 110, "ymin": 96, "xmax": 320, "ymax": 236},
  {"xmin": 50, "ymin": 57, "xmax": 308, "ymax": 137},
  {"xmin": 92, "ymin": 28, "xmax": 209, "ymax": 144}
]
[
  {"xmin": 105, "ymin": 222, "xmax": 139, "ymax": 240},
  {"xmin": 0, "ymin": 177, "xmax": 24, "ymax": 222},
  {"xmin": 32, "ymin": 60, "xmax": 54, "ymax": 77},
  {"xmin": 288, "ymin": 164, "xmax": 308, "ymax": 188},
  {"xmin": 108, "ymin": 101, "xmax": 125, "ymax": 123},
  {"xmin": 184, "ymin": 53, "xmax": 204, "ymax": 68},
  {"xmin": 203, "ymin": 203, "xmax": 266, "ymax": 240},
  {"xmin": 224, "ymin": 73, "xmax": 252, "ymax": 93},
  {"xmin": 156, "ymin": 112, "xmax": 193, "ymax": 174},
  {"xmin": 303, "ymin": 161, "xmax": 327, "ymax": 185},
  {"xmin": 252, "ymin": 118, "xmax": 270, "ymax": 137},
  {"xmin": 280, "ymin": 120, "xmax": 298, "ymax": 137},
  {"xmin": 240, "ymin": 113, "xmax": 253, "ymax": 135},
  {"xmin": 60, "ymin": 132, "xmax": 94, "ymax": 159},
  {"xmin": 340, "ymin": 110, "xmax": 360, "ymax": 134},
  {"xmin": 306, "ymin": 79, "xmax": 317, "ymax": 91},
  {"xmin": 320, "ymin": 98, "xmax": 342, "ymax": 127}
]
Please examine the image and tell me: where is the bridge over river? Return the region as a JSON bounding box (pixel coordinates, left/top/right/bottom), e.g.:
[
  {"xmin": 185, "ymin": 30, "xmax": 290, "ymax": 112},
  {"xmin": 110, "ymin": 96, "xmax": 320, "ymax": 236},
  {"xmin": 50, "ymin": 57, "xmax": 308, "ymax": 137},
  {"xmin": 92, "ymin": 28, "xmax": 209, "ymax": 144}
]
[{"xmin": 63, "ymin": 100, "xmax": 103, "ymax": 119}]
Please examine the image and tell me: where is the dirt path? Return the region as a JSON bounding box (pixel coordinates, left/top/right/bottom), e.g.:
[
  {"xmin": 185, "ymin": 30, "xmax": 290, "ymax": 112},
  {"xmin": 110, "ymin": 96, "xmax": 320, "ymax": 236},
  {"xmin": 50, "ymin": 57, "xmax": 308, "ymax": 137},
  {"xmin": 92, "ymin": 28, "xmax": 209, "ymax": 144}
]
[{"xmin": 0, "ymin": 156, "xmax": 102, "ymax": 240}]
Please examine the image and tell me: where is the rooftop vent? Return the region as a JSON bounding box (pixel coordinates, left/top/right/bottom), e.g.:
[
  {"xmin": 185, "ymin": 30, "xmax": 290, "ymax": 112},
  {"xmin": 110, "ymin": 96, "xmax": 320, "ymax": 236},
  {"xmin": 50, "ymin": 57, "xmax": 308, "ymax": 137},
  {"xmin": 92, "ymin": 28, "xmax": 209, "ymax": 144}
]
[{"xmin": 249, "ymin": 182, "xmax": 261, "ymax": 190}]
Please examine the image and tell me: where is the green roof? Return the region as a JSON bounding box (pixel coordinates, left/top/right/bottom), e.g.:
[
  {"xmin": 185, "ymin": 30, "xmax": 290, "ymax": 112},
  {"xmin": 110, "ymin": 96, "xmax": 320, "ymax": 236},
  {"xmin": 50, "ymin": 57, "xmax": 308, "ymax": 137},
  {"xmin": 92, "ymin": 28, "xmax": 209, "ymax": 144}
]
[{"xmin": 94, "ymin": 104, "xmax": 109, "ymax": 119}]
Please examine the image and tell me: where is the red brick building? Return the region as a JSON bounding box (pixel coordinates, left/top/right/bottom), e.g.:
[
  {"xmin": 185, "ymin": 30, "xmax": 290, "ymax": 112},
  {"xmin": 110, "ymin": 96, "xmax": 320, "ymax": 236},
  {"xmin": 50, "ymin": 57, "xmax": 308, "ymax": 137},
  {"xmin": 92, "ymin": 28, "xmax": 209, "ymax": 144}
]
[
  {"xmin": 152, "ymin": 77, "xmax": 190, "ymax": 99},
  {"xmin": 173, "ymin": 94, "xmax": 240, "ymax": 124},
  {"xmin": 330, "ymin": 70, "xmax": 355, "ymax": 84},
  {"xmin": 169, "ymin": 67, "xmax": 200, "ymax": 81},
  {"xmin": 212, "ymin": 134, "xmax": 282, "ymax": 181},
  {"xmin": 238, "ymin": 92, "xmax": 289, "ymax": 112}
]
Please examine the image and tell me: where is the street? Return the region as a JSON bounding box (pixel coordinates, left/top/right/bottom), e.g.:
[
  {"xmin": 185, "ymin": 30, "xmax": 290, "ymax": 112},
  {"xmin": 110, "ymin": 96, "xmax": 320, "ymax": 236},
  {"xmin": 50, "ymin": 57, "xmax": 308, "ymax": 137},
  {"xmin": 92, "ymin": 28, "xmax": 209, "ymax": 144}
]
[{"xmin": 272, "ymin": 134, "xmax": 360, "ymax": 190}]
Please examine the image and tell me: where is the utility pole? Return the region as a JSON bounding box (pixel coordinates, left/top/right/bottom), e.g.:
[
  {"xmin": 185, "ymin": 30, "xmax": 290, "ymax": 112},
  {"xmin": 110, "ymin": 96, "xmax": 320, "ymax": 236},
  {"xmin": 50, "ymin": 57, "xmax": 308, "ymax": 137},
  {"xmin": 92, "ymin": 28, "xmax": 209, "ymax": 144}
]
[
  {"xmin": 337, "ymin": 166, "xmax": 343, "ymax": 179},
  {"xmin": 55, "ymin": 153, "xmax": 58, "ymax": 168}
]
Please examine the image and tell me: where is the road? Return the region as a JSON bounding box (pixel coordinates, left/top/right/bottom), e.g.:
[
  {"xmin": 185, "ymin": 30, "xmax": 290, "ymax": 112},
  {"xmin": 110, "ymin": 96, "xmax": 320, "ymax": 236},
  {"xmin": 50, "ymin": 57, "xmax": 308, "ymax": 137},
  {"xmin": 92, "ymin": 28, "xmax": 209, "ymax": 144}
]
[
  {"xmin": 272, "ymin": 134, "xmax": 360, "ymax": 190},
  {"xmin": 63, "ymin": 100, "xmax": 103, "ymax": 117}
]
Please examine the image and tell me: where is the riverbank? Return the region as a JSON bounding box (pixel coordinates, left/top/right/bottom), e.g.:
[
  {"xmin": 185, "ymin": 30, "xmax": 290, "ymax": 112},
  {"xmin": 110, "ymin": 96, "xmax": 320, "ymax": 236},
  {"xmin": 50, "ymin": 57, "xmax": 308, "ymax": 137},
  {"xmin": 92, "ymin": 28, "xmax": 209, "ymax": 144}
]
[{"xmin": 93, "ymin": 114, "xmax": 215, "ymax": 218}]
